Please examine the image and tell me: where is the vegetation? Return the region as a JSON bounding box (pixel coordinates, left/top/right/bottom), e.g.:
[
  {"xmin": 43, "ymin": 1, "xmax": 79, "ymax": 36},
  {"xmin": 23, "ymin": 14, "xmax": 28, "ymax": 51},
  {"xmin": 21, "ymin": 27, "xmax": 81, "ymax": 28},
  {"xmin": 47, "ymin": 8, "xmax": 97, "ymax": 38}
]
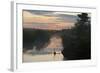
[
  {"xmin": 61, "ymin": 13, "xmax": 91, "ymax": 60},
  {"xmin": 23, "ymin": 29, "xmax": 51, "ymax": 52}
]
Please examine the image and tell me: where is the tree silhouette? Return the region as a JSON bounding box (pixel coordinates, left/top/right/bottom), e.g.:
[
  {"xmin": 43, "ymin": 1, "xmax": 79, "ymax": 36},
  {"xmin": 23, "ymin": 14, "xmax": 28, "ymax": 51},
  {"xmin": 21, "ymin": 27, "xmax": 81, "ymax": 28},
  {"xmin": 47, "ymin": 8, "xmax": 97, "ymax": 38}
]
[
  {"xmin": 23, "ymin": 29, "xmax": 51, "ymax": 52},
  {"xmin": 61, "ymin": 13, "xmax": 91, "ymax": 60},
  {"xmin": 32, "ymin": 30, "xmax": 51, "ymax": 50}
]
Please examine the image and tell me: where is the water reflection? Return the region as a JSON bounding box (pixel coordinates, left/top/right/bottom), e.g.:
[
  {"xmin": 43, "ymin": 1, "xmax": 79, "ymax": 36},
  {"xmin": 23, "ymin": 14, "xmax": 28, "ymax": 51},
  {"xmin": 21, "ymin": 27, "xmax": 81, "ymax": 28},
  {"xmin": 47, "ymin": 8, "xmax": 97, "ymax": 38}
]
[{"xmin": 23, "ymin": 51, "xmax": 63, "ymax": 62}]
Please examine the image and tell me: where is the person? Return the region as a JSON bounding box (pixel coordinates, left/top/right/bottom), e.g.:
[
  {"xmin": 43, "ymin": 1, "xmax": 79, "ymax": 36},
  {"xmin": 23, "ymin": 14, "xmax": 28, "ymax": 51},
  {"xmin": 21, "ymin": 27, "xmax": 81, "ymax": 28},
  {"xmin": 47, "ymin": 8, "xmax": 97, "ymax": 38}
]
[{"xmin": 54, "ymin": 51, "xmax": 56, "ymax": 56}]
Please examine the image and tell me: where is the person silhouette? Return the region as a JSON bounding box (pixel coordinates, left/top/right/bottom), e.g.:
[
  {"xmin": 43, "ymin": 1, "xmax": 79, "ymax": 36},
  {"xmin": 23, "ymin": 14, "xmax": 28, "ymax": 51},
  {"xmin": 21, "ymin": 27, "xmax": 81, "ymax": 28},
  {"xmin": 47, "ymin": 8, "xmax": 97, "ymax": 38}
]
[{"xmin": 54, "ymin": 51, "xmax": 56, "ymax": 56}]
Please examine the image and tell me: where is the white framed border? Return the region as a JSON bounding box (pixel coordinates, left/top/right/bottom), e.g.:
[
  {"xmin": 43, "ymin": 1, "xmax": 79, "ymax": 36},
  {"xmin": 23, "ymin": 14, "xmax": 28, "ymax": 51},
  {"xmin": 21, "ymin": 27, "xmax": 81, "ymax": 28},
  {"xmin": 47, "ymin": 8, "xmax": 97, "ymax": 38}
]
[{"xmin": 11, "ymin": 1, "xmax": 97, "ymax": 72}]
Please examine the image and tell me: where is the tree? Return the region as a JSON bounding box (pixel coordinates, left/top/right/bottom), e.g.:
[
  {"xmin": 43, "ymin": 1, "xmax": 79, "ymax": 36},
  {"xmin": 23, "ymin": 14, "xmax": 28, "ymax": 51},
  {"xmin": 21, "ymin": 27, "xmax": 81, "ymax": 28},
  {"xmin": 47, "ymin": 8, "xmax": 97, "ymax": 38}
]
[
  {"xmin": 74, "ymin": 13, "xmax": 91, "ymax": 59},
  {"xmin": 32, "ymin": 30, "xmax": 51, "ymax": 50},
  {"xmin": 61, "ymin": 13, "xmax": 91, "ymax": 60},
  {"xmin": 23, "ymin": 29, "xmax": 51, "ymax": 52}
]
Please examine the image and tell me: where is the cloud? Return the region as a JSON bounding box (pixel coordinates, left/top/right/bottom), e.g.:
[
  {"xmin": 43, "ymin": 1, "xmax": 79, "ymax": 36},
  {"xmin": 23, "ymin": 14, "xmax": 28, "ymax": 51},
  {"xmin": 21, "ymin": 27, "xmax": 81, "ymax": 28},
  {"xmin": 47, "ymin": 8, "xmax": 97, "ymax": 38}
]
[
  {"xmin": 23, "ymin": 10, "xmax": 78, "ymax": 30},
  {"xmin": 25, "ymin": 10, "xmax": 55, "ymax": 16},
  {"xmin": 23, "ymin": 11, "xmax": 59, "ymax": 24},
  {"xmin": 56, "ymin": 14, "xmax": 78, "ymax": 23}
]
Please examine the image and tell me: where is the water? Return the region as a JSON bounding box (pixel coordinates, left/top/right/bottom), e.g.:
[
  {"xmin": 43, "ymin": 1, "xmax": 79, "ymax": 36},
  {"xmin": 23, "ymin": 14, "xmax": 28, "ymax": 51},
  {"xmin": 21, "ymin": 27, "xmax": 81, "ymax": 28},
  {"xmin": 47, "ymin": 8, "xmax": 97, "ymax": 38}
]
[
  {"xmin": 23, "ymin": 35, "xmax": 64, "ymax": 62},
  {"xmin": 23, "ymin": 52, "xmax": 63, "ymax": 62}
]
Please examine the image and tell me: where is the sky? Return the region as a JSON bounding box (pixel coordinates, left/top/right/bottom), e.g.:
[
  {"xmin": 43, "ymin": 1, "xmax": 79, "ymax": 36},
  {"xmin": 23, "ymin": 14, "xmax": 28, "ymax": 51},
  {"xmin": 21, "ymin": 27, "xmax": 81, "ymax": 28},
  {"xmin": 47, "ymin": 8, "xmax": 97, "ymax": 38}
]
[{"xmin": 23, "ymin": 10, "xmax": 81, "ymax": 30}]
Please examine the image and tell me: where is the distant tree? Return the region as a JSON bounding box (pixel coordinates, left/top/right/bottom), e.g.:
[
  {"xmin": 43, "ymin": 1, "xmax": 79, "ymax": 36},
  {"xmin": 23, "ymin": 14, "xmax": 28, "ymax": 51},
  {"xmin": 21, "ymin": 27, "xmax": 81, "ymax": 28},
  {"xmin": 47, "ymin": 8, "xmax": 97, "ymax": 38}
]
[
  {"xmin": 61, "ymin": 13, "xmax": 91, "ymax": 60},
  {"xmin": 23, "ymin": 29, "xmax": 51, "ymax": 52},
  {"xmin": 23, "ymin": 28, "xmax": 37, "ymax": 52},
  {"xmin": 32, "ymin": 30, "xmax": 51, "ymax": 50}
]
